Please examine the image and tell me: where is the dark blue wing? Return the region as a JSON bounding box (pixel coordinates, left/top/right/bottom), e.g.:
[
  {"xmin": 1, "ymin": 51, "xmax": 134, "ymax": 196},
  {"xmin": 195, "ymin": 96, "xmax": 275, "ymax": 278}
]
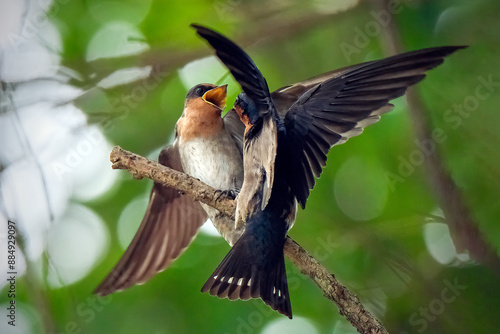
[
  {"xmin": 192, "ymin": 24, "xmax": 273, "ymax": 112},
  {"xmin": 284, "ymin": 46, "xmax": 467, "ymax": 208}
]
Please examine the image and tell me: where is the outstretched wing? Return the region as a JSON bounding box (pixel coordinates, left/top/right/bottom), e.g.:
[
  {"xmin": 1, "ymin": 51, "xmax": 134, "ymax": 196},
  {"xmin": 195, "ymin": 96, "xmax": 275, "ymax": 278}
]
[
  {"xmin": 95, "ymin": 143, "xmax": 207, "ymax": 296},
  {"xmin": 191, "ymin": 24, "xmax": 273, "ymax": 115},
  {"xmin": 271, "ymin": 63, "xmax": 367, "ymax": 114},
  {"xmin": 285, "ymin": 46, "xmax": 466, "ymax": 208}
]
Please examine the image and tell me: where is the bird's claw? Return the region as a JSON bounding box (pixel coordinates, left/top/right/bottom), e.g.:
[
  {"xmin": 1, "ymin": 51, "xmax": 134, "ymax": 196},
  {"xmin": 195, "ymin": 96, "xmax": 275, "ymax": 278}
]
[{"xmin": 215, "ymin": 189, "xmax": 238, "ymax": 201}]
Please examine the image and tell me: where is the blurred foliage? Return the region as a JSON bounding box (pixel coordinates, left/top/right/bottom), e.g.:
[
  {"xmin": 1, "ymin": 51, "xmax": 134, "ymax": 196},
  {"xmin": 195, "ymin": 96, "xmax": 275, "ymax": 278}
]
[{"xmin": 3, "ymin": 0, "xmax": 500, "ymax": 333}]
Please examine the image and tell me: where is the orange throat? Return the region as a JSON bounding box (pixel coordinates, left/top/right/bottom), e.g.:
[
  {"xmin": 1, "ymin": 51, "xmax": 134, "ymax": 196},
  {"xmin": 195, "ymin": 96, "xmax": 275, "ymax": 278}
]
[
  {"xmin": 234, "ymin": 105, "xmax": 252, "ymax": 134},
  {"xmin": 177, "ymin": 98, "xmax": 224, "ymax": 141}
]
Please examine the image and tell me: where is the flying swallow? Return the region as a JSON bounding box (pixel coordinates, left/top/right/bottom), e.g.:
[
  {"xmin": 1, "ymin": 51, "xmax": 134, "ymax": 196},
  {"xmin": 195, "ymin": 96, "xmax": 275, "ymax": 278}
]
[
  {"xmin": 192, "ymin": 24, "xmax": 465, "ymax": 318},
  {"xmin": 95, "ymin": 83, "xmax": 246, "ymax": 296}
]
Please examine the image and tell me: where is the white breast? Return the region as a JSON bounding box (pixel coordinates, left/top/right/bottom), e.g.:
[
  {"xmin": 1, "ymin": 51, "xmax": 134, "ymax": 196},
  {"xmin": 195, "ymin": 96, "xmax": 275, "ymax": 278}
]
[{"xmin": 178, "ymin": 133, "xmax": 243, "ymax": 191}]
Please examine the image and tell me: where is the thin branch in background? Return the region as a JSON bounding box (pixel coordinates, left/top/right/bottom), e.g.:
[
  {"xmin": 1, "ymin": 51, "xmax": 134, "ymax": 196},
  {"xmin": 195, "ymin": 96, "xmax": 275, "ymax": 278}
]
[
  {"xmin": 81, "ymin": 10, "xmax": 352, "ymax": 89},
  {"xmin": 110, "ymin": 146, "xmax": 388, "ymax": 334},
  {"xmin": 16, "ymin": 234, "xmax": 57, "ymax": 334},
  {"xmin": 2, "ymin": 83, "xmax": 55, "ymax": 222},
  {"xmin": 372, "ymin": 0, "xmax": 500, "ymax": 275}
]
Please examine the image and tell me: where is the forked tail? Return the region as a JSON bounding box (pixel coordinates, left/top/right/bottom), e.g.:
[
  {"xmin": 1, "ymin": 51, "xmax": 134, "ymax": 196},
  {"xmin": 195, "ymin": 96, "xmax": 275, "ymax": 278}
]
[{"xmin": 201, "ymin": 216, "xmax": 292, "ymax": 318}]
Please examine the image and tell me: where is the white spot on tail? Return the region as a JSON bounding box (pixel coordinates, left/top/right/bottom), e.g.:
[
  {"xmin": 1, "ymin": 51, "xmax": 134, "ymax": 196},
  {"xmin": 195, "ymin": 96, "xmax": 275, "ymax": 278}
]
[
  {"xmin": 247, "ymin": 278, "xmax": 252, "ymax": 286},
  {"xmin": 227, "ymin": 277, "xmax": 234, "ymax": 284},
  {"xmin": 237, "ymin": 278, "xmax": 243, "ymax": 286}
]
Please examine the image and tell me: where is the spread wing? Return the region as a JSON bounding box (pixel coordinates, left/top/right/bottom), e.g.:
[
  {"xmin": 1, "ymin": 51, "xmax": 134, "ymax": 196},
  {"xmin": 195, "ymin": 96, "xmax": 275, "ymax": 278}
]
[
  {"xmin": 271, "ymin": 63, "xmax": 367, "ymax": 114},
  {"xmin": 191, "ymin": 24, "xmax": 273, "ymax": 116},
  {"xmin": 285, "ymin": 46, "xmax": 466, "ymax": 208},
  {"xmin": 95, "ymin": 143, "xmax": 207, "ymax": 296},
  {"xmin": 192, "ymin": 24, "xmax": 277, "ymax": 208}
]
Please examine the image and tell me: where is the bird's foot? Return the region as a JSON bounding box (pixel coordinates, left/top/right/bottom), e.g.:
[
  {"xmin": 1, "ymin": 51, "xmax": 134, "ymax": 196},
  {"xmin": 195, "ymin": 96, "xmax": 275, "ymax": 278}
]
[{"xmin": 215, "ymin": 188, "xmax": 239, "ymax": 201}]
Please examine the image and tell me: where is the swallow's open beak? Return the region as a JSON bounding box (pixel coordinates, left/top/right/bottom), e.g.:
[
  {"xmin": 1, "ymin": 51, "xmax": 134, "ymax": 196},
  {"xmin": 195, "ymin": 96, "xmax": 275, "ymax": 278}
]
[{"xmin": 203, "ymin": 84, "xmax": 227, "ymax": 109}]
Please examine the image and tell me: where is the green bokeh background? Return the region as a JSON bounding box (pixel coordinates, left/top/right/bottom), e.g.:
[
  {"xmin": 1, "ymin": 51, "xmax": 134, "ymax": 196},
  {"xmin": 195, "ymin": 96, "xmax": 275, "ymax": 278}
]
[{"xmin": 3, "ymin": 0, "xmax": 500, "ymax": 333}]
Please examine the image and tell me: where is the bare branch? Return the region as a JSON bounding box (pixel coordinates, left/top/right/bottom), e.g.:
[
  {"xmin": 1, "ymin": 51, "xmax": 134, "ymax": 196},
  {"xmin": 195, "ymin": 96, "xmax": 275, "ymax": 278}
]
[
  {"xmin": 110, "ymin": 146, "xmax": 388, "ymax": 334},
  {"xmin": 111, "ymin": 145, "xmax": 235, "ymax": 217}
]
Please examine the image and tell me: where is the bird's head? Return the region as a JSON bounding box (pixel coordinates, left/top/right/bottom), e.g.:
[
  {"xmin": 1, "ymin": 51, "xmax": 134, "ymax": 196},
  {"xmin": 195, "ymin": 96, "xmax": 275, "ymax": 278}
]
[
  {"xmin": 177, "ymin": 83, "xmax": 228, "ymax": 141},
  {"xmin": 233, "ymin": 92, "xmax": 260, "ymax": 133},
  {"xmin": 185, "ymin": 83, "xmax": 227, "ymax": 111}
]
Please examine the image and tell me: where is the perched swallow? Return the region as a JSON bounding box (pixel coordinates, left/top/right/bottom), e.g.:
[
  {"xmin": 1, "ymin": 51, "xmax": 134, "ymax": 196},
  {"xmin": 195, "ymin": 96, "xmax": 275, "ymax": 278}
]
[
  {"xmin": 193, "ymin": 24, "xmax": 465, "ymax": 318},
  {"xmin": 95, "ymin": 83, "xmax": 246, "ymax": 296}
]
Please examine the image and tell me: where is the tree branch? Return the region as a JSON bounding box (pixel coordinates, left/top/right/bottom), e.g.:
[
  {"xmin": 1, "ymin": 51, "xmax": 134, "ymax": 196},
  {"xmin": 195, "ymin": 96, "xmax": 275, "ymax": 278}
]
[
  {"xmin": 80, "ymin": 10, "xmax": 354, "ymax": 89},
  {"xmin": 110, "ymin": 146, "xmax": 388, "ymax": 334}
]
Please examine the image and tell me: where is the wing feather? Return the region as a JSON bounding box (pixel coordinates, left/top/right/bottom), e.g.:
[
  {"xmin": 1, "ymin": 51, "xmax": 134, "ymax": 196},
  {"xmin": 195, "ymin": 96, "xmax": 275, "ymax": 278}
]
[
  {"xmin": 95, "ymin": 144, "xmax": 207, "ymax": 296},
  {"xmin": 284, "ymin": 46, "xmax": 466, "ymax": 207}
]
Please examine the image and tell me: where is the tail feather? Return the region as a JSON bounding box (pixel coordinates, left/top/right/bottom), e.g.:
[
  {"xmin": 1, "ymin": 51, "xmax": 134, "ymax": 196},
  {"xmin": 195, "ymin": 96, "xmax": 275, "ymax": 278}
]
[{"xmin": 201, "ymin": 230, "xmax": 292, "ymax": 318}]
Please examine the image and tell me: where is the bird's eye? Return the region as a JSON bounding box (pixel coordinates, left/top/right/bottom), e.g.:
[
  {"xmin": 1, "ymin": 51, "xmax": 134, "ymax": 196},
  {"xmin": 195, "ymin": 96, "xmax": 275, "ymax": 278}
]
[{"xmin": 195, "ymin": 87, "xmax": 204, "ymax": 96}]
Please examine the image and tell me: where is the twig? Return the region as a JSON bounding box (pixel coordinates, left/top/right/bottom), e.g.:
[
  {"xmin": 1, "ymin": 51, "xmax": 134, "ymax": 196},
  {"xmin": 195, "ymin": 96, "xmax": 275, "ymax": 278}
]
[
  {"xmin": 372, "ymin": 0, "xmax": 500, "ymax": 275},
  {"xmin": 16, "ymin": 233, "xmax": 57, "ymax": 334},
  {"xmin": 79, "ymin": 11, "xmax": 353, "ymax": 89},
  {"xmin": 110, "ymin": 146, "xmax": 388, "ymax": 334}
]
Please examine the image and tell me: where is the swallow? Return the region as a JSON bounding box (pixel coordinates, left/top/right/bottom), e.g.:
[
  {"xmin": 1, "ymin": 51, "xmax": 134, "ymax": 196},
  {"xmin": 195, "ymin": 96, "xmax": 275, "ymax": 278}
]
[
  {"xmin": 95, "ymin": 83, "xmax": 246, "ymax": 296},
  {"xmin": 192, "ymin": 24, "xmax": 465, "ymax": 318}
]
